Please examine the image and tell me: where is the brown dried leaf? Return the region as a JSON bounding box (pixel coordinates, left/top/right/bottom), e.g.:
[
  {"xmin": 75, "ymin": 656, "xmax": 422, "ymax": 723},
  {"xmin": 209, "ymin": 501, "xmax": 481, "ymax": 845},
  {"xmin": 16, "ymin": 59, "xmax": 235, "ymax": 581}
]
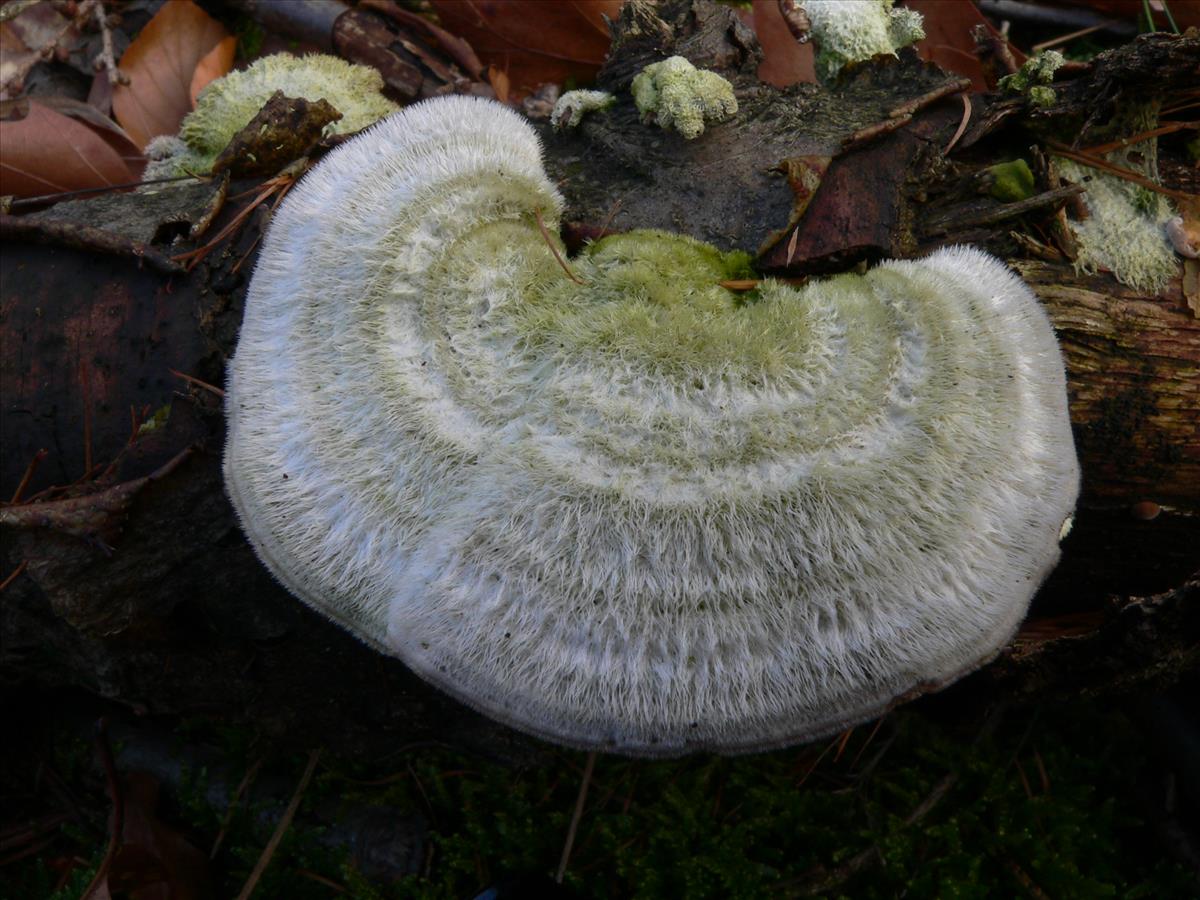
[
  {"xmin": 430, "ymin": 0, "xmax": 622, "ymax": 96},
  {"xmin": 0, "ymin": 2, "xmax": 77, "ymax": 100},
  {"xmin": 907, "ymin": 0, "xmax": 1025, "ymax": 92},
  {"xmin": 488, "ymin": 64, "xmax": 511, "ymax": 105},
  {"xmin": 0, "ymin": 100, "xmax": 136, "ymax": 198},
  {"xmin": 752, "ymin": 0, "xmax": 816, "ymax": 87},
  {"xmin": 112, "ymin": 0, "xmax": 233, "ymax": 150},
  {"xmin": 189, "ymin": 34, "xmax": 237, "ymax": 105},
  {"xmin": 81, "ymin": 773, "xmax": 211, "ymax": 900},
  {"xmin": 37, "ymin": 95, "xmax": 147, "ymax": 182}
]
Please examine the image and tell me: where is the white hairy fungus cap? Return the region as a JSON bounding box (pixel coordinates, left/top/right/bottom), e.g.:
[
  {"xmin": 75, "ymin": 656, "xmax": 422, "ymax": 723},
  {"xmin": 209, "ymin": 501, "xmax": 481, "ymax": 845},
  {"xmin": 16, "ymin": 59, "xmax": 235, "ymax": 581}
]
[{"xmin": 225, "ymin": 96, "xmax": 1080, "ymax": 756}]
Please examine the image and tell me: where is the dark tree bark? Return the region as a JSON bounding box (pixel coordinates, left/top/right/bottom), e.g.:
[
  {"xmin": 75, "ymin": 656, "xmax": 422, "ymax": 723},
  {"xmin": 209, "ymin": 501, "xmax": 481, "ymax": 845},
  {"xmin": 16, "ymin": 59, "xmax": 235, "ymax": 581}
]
[{"xmin": 2, "ymin": 0, "xmax": 1196, "ymax": 759}]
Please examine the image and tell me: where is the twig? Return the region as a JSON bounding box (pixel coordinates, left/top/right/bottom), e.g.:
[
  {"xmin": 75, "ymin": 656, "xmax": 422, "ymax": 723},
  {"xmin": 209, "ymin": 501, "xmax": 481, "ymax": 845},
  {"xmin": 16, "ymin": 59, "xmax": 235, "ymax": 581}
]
[
  {"xmin": 80, "ymin": 361, "xmax": 93, "ymax": 477},
  {"xmin": 795, "ymin": 735, "xmax": 839, "ymax": 789},
  {"xmin": 0, "ymin": 215, "xmax": 185, "ymax": 275},
  {"xmin": 1004, "ymin": 855, "xmax": 1053, "ymax": 899},
  {"xmin": 922, "ymin": 183, "xmax": 1086, "ymax": 236},
  {"xmin": 211, "ymin": 757, "xmax": 265, "ymax": 858},
  {"xmin": 843, "ymin": 77, "xmax": 968, "ymax": 149},
  {"xmin": 1080, "ymin": 121, "xmax": 1198, "ymax": 156},
  {"xmin": 833, "ymin": 727, "xmax": 854, "ymax": 763},
  {"xmin": 235, "ymin": 749, "xmax": 323, "ymax": 900},
  {"xmin": 9, "ymin": 448, "xmax": 47, "ymax": 503},
  {"xmin": 781, "ymin": 705, "xmax": 1007, "ymax": 896},
  {"xmin": 171, "ymin": 184, "xmax": 278, "ymax": 270},
  {"xmin": 0, "ymin": 446, "xmax": 195, "ymax": 551},
  {"xmin": 944, "ymin": 94, "xmax": 973, "ymax": 155},
  {"xmin": 190, "ymin": 172, "xmax": 230, "ymax": 240},
  {"xmin": 1010, "ymin": 230, "xmax": 1065, "ymax": 262},
  {"xmin": 719, "ymin": 276, "xmax": 807, "ymax": 290},
  {"xmin": 1048, "ymin": 143, "xmax": 1196, "ymax": 201},
  {"xmin": 91, "ymin": 0, "xmax": 129, "ymax": 86},
  {"xmin": 848, "ymin": 716, "xmax": 887, "ymax": 771},
  {"xmin": 534, "ymin": 207, "xmax": 585, "ymax": 285},
  {"xmin": 0, "ymin": 560, "xmax": 28, "ymax": 595},
  {"xmin": 596, "ymin": 199, "xmax": 623, "ymax": 240},
  {"xmin": 169, "ymin": 368, "xmax": 226, "ymax": 398},
  {"xmin": 1032, "ymin": 20, "xmax": 1116, "ymax": 54},
  {"xmin": 1033, "ymin": 749, "xmax": 1050, "ymax": 793},
  {"xmin": 844, "ymin": 115, "xmax": 912, "ymax": 149},
  {"xmin": 7, "ymin": 176, "xmax": 201, "ymax": 211},
  {"xmin": 905, "ymin": 771, "xmax": 959, "ymax": 824},
  {"xmin": 172, "ymin": 168, "xmax": 302, "ymax": 271},
  {"xmin": 976, "ymin": 0, "xmax": 1136, "ymax": 37},
  {"xmin": 555, "ymin": 751, "xmax": 597, "ymax": 884},
  {"xmin": 1162, "ymin": 89, "xmax": 1200, "ymax": 117},
  {"xmin": 296, "ymin": 868, "xmax": 347, "ymax": 893},
  {"xmin": 406, "ymin": 761, "xmax": 437, "ymax": 830},
  {"xmin": 972, "ymin": 24, "xmax": 1021, "ymax": 80},
  {"xmin": 0, "ymin": 825, "xmax": 66, "ymax": 868},
  {"xmin": 79, "ymin": 719, "xmax": 124, "ymax": 900},
  {"xmin": 889, "ymin": 78, "xmax": 973, "ymax": 120}
]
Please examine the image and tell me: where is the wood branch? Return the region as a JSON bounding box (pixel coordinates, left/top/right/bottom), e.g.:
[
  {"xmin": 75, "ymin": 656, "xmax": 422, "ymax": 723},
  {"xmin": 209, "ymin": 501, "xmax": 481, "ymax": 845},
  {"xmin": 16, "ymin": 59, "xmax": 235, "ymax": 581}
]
[
  {"xmin": 1018, "ymin": 261, "xmax": 1200, "ymax": 507},
  {"xmin": 921, "ymin": 184, "xmax": 1085, "ymax": 236},
  {"xmin": 0, "ymin": 213, "xmax": 184, "ymax": 274}
]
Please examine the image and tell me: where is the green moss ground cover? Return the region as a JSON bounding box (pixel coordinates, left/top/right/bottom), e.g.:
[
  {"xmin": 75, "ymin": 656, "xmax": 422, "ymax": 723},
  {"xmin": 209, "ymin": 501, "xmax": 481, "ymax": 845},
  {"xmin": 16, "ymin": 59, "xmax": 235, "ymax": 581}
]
[{"xmin": 3, "ymin": 695, "xmax": 1195, "ymax": 899}]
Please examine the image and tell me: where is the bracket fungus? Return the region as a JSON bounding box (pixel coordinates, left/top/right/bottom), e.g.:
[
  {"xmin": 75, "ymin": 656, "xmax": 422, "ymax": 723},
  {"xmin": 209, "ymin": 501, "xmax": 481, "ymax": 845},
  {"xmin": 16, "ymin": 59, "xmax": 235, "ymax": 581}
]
[{"xmin": 225, "ymin": 96, "xmax": 1080, "ymax": 756}]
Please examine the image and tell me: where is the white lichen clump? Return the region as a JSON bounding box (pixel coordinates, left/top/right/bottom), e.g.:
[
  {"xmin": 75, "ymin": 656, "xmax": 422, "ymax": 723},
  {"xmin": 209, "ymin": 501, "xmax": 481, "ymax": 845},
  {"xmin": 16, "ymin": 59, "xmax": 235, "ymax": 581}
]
[
  {"xmin": 225, "ymin": 96, "xmax": 1080, "ymax": 756},
  {"xmin": 144, "ymin": 54, "xmax": 399, "ymax": 177},
  {"xmin": 631, "ymin": 56, "xmax": 737, "ymax": 139},
  {"xmin": 551, "ymin": 89, "xmax": 615, "ymax": 129},
  {"xmin": 802, "ymin": 0, "xmax": 925, "ymax": 83},
  {"xmin": 1056, "ymin": 158, "xmax": 1179, "ymax": 292}
]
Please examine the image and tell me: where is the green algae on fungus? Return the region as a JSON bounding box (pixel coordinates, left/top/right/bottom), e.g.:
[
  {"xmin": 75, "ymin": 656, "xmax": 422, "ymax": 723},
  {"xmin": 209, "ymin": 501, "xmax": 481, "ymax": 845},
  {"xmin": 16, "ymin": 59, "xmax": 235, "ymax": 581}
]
[
  {"xmin": 802, "ymin": 0, "xmax": 925, "ymax": 84},
  {"xmin": 144, "ymin": 54, "xmax": 399, "ymax": 178},
  {"xmin": 631, "ymin": 56, "xmax": 737, "ymax": 139}
]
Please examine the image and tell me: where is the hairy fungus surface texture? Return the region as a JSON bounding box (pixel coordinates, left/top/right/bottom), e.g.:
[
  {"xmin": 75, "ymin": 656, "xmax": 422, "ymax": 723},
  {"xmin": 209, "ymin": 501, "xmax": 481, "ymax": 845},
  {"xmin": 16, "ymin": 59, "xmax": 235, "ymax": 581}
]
[{"xmin": 225, "ymin": 96, "xmax": 1080, "ymax": 756}]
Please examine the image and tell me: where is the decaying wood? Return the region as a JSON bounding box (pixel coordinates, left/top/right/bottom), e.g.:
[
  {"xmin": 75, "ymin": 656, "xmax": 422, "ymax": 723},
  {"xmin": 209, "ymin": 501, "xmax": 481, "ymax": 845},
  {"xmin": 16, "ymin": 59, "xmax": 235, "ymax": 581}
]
[
  {"xmin": 1, "ymin": 0, "xmax": 1196, "ymax": 759},
  {"xmin": 1021, "ymin": 261, "xmax": 1200, "ymax": 507},
  {"xmin": 0, "ymin": 212, "xmax": 184, "ymax": 274}
]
